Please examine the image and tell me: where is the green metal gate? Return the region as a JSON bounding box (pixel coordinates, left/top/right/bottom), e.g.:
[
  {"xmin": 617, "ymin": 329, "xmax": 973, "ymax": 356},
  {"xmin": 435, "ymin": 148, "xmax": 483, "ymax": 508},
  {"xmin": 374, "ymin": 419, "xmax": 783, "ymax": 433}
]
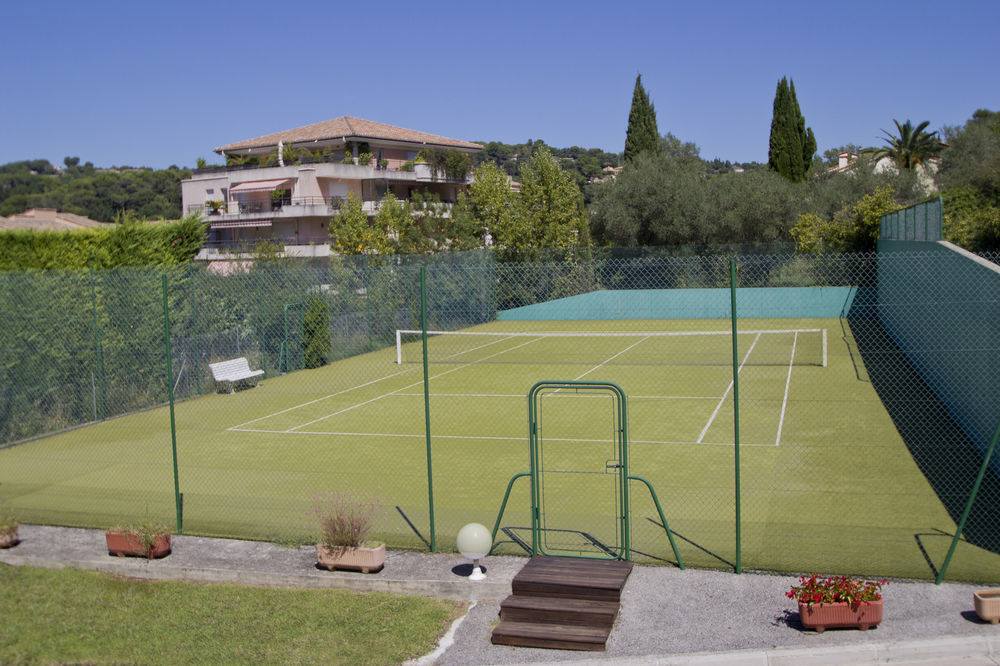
[{"xmin": 528, "ymin": 381, "xmax": 629, "ymax": 559}]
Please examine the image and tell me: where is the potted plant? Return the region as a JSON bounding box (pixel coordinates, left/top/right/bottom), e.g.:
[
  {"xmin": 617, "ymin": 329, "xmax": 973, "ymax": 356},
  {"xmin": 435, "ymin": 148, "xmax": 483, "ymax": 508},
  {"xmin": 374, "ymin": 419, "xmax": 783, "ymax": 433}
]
[
  {"xmin": 270, "ymin": 189, "xmax": 287, "ymax": 210},
  {"xmin": 787, "ymin": 574, "xmax": 886, "ymax": 632},
  {"xmin": 205, "ymin": 199, "xmax": 224, "ymax": 215},
  {"xmin": 974, "ymin": 590, "xmax": 1000, "ymax": 623},
  {"xmin": 312, "ymin": 489, "xmax": 386, "ymax": 573},
  {"xmin": 105, "ymin": 520, "xmax": 171, "ymax": 559},
  {"xmin": 0, "ymin": 501, "xmax": 18, "ymax": 548}
]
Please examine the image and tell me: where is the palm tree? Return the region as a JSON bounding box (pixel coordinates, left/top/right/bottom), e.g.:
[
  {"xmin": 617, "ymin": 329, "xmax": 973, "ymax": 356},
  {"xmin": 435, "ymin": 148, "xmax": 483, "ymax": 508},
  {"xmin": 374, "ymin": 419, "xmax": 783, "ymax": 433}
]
[{"xmin": 869, "ymin": 119, "xmax": 946, "ymax": 170}]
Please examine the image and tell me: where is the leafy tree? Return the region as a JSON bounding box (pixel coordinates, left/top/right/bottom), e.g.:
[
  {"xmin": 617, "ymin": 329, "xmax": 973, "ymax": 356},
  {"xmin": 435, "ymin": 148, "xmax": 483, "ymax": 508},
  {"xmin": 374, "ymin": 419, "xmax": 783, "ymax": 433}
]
[
  {"xmin": 768, "ymin": 77, "xmax": 816, "ymax": 182},
  {"xmin": 513, "ymin": 146, "xmax": 590, "ymax": 257},
  {"xmin": 624, "ymin": 74, "xmax": 659, "ymax": 162},
  {"xmin": 453, "ymin": 161, "xmax": 515, "ymax": 248},
  {"xmin": 869, "ymin": 119, "xmax": 945, "ymax": 170},
  {"xmin": 791, "ymin": 184, "xmax": 898, "ymax": 252},
  {"xmin": 939, "ymin": 109, "xmax": 1000, "ymax": 201},
  {"xmin": 374, "ymin": 191, "xmax": 411, "ymax": 254},
  {"xmin": 303, "ymin": 295, "xmax": 331, "ymax": 369},
  {"xmin": 589, "ymin": 150, "xmax": 706, "ymax": 246},
  {"xmin": 331, "ymin": 193, "xmax": 389, "ymax": 255}
]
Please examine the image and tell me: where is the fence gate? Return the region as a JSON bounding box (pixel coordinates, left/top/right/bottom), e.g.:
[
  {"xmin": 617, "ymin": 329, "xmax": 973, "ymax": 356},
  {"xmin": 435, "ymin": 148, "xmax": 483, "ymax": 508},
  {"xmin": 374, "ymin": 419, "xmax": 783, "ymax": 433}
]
[{"xmin": 528, "ymin": 381, "xmax": 629, "ymax": 559}]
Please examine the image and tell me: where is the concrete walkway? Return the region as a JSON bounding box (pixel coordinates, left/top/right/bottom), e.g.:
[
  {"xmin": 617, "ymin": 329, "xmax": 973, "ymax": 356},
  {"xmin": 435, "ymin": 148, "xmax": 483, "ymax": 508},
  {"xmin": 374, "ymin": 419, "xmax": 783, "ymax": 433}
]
[{"xmin": 3, "ymin": 524, "xmax": 1000, "ymax": 665}]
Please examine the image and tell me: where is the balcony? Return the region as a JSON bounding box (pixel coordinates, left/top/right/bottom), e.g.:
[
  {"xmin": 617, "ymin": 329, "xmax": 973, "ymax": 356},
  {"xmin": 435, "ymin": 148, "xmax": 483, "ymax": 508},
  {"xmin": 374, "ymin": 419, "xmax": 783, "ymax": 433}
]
[
  {"xmin": 189, "ymin": 197, "xmax": 454, "ymax": 219},
  {"xmin": 191, "ymin": 160, "xmax": 472, "ymax": 184}
]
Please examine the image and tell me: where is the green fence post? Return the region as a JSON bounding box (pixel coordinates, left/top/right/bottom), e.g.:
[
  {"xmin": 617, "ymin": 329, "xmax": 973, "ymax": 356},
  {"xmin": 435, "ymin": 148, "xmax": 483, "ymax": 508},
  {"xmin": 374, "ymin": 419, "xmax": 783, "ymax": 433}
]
[
  {"xmin": 936, "ymin": 419, "xmax": 1000, "ymax": 584},
  {"xmin": 89, "ymin": 268, "xmax": 106, "ymax": 421},
  {"xmin": 730, "ymin": 258, "xmax": 742, "ymax": 574},
  {"xmin": 162, "ymin": 275, "xmax": 182, "ymax": 534},
  {"xmin": 420, "ymin": 266, "xmax": 436, "ymax": 552}
]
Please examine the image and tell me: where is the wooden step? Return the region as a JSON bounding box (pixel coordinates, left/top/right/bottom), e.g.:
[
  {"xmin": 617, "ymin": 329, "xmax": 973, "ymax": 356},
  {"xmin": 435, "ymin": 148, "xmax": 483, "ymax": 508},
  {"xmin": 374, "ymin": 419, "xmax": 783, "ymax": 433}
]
[
  {"xmin": 500, "ymin": 594, "xmax": 620, "ymax": 627},
  {"xmin": 491, "ymin": 620, "xmax": 609, "ymax": 651},
  {"xmin": 511, "ymin": 557, "xmax": 633, "ymax": 602}
]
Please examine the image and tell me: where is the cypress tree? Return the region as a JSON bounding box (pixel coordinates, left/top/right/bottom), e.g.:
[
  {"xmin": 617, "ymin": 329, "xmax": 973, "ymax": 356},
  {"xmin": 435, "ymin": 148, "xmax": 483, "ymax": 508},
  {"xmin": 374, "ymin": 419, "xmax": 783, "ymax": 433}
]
[
  {"xmin": 768, "ymin": 77, "xmax": 816, "ymax": 182},
  {"xmin": 624, "ymin": 74, "xmax": 660, "ymax": 162}
]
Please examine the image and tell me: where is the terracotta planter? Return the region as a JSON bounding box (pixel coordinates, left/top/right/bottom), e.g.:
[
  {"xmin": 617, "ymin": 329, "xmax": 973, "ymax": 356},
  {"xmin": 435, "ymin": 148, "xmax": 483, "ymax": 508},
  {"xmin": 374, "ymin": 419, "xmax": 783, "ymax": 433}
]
[
  {"xmin": 975, "ymin": 590, "xmax": 1000, "ymax": 623},
  {"xmin": 0, "ymin": 526, "xmax": 18, "ymax": 548},
  {"xmin": 798, "ymin": 600, "xmax": 883, "ymax": 632},
  {"xmin": 105, "ymin": 531, "xmax": 171, "ymax": 559},
  {"xmin": 316, "ymin": 542, "xmax": 385, "ymax": 573}
]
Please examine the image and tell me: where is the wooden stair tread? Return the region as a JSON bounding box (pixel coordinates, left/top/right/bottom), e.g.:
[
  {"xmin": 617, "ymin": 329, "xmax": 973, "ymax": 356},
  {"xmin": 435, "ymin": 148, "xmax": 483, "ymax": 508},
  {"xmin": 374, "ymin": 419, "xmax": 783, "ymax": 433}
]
[
  {"xmin": 491, "ymin": 620, "xmax": 609, "ymax": 651},
  {"xmin": 512, "ymin": 556, "xmax": 633, "ymax": 600},
  {"xmin": 493, "ymin": 556, "xmax": 635, "ymax": 651},
  {"xmin": 500, "ymin": 594, "xmax": 620, "ymax": 627}
]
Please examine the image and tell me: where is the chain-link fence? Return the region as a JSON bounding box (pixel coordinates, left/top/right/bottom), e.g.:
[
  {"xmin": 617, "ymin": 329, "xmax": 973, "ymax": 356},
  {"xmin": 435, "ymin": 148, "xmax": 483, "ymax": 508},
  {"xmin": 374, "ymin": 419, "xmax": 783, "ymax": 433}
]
[{"xmin": 1, "ymin": 246, "xmax": 999, "ymax": 583}]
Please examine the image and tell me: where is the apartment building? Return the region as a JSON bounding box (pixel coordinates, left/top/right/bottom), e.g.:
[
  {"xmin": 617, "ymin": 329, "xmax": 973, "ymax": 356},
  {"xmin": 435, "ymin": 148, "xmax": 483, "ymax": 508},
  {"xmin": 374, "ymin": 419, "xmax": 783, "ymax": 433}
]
[{"xmin": 181, "ymin": 116, "xmax": 482, "ymax": 259}]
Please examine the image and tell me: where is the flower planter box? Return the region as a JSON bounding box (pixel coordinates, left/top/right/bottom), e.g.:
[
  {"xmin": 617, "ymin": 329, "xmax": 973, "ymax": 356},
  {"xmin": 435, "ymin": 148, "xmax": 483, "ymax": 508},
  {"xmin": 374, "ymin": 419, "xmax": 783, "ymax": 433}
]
[
  {"xmin": 975, "ymin": 590, "xmax": 1000, "ymax": 624},
  {"xmin": 798, "ymin": 600, "xmax": 883, "ymax": 632},
  {"xmin": 0, "ymin": 526, "xmax": 18, "ymax": 548},
  {"xmin": 316, "ymin": 542, "xmax": 385, "ymax": 573},
  {"xmin": 105, "ymin": 531, "xmax": 171, "ymax": 559}
]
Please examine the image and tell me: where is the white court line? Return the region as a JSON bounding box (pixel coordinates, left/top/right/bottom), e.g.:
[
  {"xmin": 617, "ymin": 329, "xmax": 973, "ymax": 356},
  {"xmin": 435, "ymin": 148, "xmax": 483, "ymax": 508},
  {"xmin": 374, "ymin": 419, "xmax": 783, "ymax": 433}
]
[
  {"xmin": 238, "ymin": 334, "xmax": 525, "ymax": 430},
  {"xmin": 390, "ymin": 392, "xmax": 722, "ymax": 400},
  {"xmin": 283, "ymin": 336, "xmax": 545, "ymax": 432},
  {"xmin": 228, "ymin": 426, "xmax": 781, "ymax": 447},
  {"xmin": 697, "ymin": 333, "xmax": 761, "ymax": 443},
  {"xmin": 573, "ymin": 336, "xmax": 651, "ymax": 381},
  {"xmin": 774, "ymin": 331, "xmax": 798, "ymax": 446},
  {"xmin": 231, "ymin": 365, "xmax": 419, "ymax": 429}
]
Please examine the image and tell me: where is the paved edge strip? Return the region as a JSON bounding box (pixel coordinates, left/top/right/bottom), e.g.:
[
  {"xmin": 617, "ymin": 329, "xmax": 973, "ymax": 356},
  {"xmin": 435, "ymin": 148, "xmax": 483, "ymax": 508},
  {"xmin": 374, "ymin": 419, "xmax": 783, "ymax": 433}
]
[
  {"xmin": 0, "ymin": 553, "xmax": 510, "ymax": 601},
  {"xmin": 540, "ymin": 635, "xmax": 1000, "ymax": 665}
]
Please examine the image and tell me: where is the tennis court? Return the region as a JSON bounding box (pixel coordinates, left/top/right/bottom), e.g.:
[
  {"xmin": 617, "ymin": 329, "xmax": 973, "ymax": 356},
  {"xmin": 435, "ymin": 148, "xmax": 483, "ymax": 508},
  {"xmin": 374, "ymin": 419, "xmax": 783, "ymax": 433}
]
[{"xmin": 3, "ymin": 313, "xmax": 993, "ymax": 580}]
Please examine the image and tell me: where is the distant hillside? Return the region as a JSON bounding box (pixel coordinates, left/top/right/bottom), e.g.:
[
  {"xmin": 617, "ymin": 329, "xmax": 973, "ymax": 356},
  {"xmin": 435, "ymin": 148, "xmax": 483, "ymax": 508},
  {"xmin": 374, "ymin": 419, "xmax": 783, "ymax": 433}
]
[
  {"xmin": 0, "ymin": 158, "xmax": 189, "ymax": 222},
  {"xmin": 473, "ymin": 140, "xmax": 622, "ymax": 188}
]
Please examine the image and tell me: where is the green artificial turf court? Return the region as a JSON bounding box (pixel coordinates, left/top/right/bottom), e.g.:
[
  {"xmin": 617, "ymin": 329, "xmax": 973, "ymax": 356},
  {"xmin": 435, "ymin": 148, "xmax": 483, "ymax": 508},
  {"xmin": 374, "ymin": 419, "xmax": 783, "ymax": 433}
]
[{"xmin": 2, "ymin": 316, "xmax": 999, "ymax": 582}]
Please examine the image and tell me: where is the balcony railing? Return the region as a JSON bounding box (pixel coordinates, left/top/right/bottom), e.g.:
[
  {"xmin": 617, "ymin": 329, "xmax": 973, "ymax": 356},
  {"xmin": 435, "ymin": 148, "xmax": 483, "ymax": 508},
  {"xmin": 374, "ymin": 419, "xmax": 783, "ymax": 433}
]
[{"xmin": 190, "ymin": 197, "xmax": 454, "ymax": 217}]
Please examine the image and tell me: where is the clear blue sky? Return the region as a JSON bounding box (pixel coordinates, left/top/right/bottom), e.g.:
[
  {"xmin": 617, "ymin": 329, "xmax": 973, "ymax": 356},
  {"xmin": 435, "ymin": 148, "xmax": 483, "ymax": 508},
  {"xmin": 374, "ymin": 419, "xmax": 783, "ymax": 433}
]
[{"xmin": 2, "ymin": 0, "xmax": 997, "ymax": 169}]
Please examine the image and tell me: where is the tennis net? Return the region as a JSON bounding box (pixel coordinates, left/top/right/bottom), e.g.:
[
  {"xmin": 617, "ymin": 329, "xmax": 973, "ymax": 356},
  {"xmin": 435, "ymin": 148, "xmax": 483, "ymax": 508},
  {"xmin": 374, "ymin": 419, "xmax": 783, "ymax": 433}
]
[{"xmin": 396, "ymin": 327, "xmax": 827, "ymax": 367}]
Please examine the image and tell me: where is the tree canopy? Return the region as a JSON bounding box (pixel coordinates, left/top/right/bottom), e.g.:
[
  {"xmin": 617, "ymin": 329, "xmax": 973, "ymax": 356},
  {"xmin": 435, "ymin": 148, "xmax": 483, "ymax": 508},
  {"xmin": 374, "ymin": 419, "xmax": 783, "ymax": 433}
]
[
  {"xmin": 0, "ymin": 159, "xmax": 189, "ymax": 221},
  {"xmin": 869, "ymin": 119, "xmax": 946, "ymax": 170},
  {"xmin": 624, "ymin": 74, "xmax": 660, "ymax": 163},
  {"xmin": 456, "ymin": 147, "xmax": 589, "ymax": 261},
  {"xmin": 767, "ymin": 78, "xmax": 816, "ymax": 183}
]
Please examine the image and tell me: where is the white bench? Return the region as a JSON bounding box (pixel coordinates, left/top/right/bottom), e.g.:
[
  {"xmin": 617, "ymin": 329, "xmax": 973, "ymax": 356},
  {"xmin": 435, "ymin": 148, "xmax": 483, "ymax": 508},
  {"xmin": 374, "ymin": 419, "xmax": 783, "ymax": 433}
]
[{"xmin": 209, "ymin": 357, "xmax": 264, "ymax": 393}]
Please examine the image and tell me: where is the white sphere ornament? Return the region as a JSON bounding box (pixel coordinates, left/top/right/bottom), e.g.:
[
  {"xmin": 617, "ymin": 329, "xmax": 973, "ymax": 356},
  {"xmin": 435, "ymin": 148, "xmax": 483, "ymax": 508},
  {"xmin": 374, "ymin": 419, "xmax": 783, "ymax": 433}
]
[{"xmin": 457, "ymin": 522, "xmax": 492, "ymax": 581}]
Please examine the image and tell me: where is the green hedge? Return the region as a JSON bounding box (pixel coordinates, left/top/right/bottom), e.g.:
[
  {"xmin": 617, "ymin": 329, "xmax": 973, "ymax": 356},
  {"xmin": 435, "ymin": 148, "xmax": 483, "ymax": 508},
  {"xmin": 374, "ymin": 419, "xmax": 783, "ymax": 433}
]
[{"xmin": 0, "ymin": 216, "xmax": 207, "ymax": 270}]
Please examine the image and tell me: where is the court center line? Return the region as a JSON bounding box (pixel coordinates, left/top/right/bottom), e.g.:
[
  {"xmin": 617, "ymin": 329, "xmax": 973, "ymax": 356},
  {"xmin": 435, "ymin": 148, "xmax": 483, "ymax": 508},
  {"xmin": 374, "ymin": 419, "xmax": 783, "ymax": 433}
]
[
  {"xmin": 774, "ymin": 331, "xmax": 799, "ymax": 446},
  {"xmin": 697, "ymin": 332, "xmax": 761, "ymax": 444},
  {"xmin": 284, "ymin": 336, "xmax": 545, "ymax": 431},
  {"xmin": 573, "ymin": 336, "xmax": 652, "ymax": 381}
]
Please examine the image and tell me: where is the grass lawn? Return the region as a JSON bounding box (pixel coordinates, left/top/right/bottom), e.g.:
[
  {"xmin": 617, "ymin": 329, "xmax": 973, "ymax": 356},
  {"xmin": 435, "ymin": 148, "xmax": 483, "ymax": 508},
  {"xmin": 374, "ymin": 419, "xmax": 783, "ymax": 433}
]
[
  {"xmin": 2, "ymin": 317, "xmax": 999, "ymax": 582},
  {"xmin": 0, "ymin": 565, "xmax": 465, "ymax": 665}
]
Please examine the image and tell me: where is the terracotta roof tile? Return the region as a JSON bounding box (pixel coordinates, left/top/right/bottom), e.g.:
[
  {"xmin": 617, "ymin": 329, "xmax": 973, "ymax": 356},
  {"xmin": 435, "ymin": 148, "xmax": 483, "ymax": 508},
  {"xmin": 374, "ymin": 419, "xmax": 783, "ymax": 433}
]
[{"xmin": 215, "ymin": 116, "xmax": 482, "ymax": 153}]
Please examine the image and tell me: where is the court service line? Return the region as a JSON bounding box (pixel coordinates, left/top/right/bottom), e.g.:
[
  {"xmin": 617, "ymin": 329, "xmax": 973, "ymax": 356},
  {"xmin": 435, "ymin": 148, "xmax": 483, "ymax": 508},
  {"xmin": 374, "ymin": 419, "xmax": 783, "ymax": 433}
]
[
  {"xmin": 229, "ymin": 426, "xmax": 781, "ymax": 447},
  {"xmin": 390, "ymin": 391, "xmax": 723, "ymax": 400},
  {"xmin": 696, "ymin": 332, "xmax": 761, "ymax": 444},
  {"xmin": 230, "ymin": 365, "xmax": 420, "ymax": 430},
  {"xmin": 285, "ymin": 336, "xmax": 545, "ymax": 431},
  {"xmin": 774, "ymin": 331, "xmax": 799, "ymax": 446}
]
